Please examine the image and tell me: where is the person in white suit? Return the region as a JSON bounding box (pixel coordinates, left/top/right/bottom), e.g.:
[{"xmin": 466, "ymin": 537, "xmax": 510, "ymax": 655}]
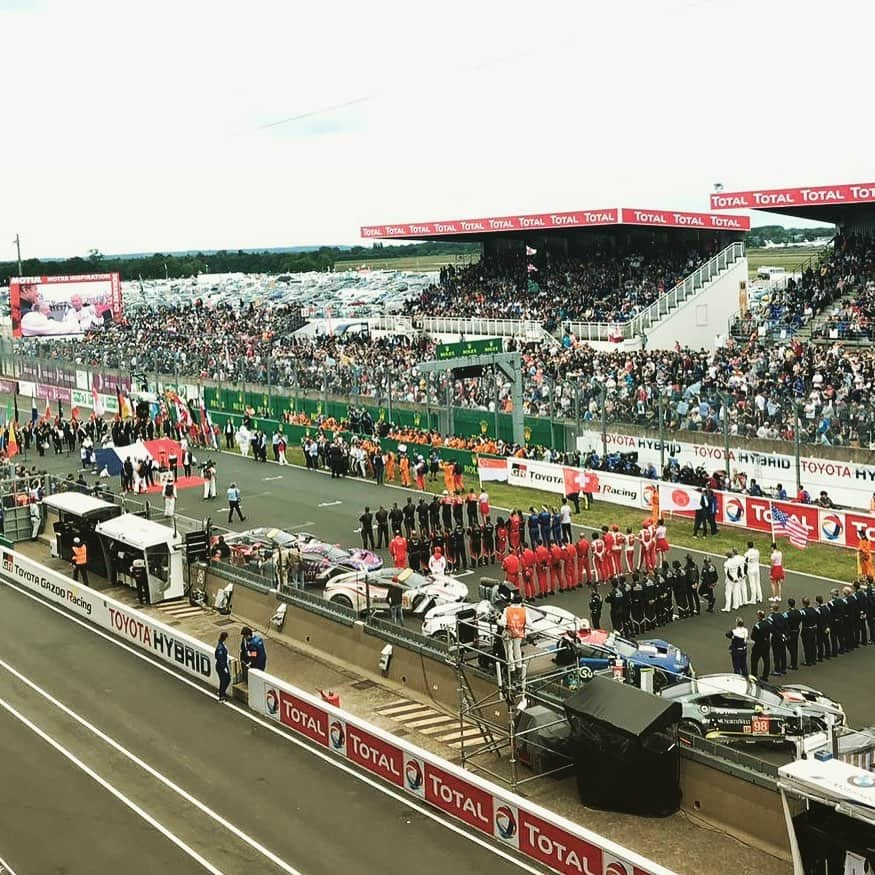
[{"xmin": 744, "ymin": 541, "xmax": 763, "ymax": 605}]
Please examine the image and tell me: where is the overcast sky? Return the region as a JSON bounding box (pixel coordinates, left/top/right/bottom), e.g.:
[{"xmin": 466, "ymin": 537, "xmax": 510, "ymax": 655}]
[{"xmin": 2, "ymin": 0, "xmax": 869, "ymax": 258}]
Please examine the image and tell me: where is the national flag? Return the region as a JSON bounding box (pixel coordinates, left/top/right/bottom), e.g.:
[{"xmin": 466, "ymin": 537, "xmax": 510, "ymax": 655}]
[
  {"xmin": 7, "ymin": 423, "xmax": 18, "ymax": 458},
  {"xmin": 13, "ymin": 394, "xmax": 19, "ymax": 426},
  {"xmin": 117, "ymin": 386, "xmax": 132, "ymax": 419},
  {"xmin": 477, "ymin": 456, "xmax": 508, "ymax": 483},
  {"xmin": 772, "ymin": 506, "xmax": 809, "ymax": 549},
  {"xmin": 527, "ymin": 263, "xmax": 538, "ymax": 273},
  {"xmin": 31, "ymin": 395, "xmax": 37, "ymax": 424},
  {"xmin": 44, "ymin": 399, "xmax": 51, "ymax": 422},
  {"xmin": 526, "ymin": 245, "xmax": 537, "ymax": 256},
  {"xmin": 71, "ymin": 406, "xmax": 80, "ymax": 421},
  {"xmin": 92, "ymin": 387, "xmax": 104, "ymax": 417},
  {"xmin": 200, "ymin": 400, "xmax": 218, "ymax": 449}
]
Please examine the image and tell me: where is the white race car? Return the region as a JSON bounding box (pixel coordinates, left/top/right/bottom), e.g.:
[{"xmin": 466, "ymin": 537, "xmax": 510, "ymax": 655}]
[
  {"xmin": 421, "ymin": 600, "xmax": 584, "ymax": 651},
  {"xmin": 323, "ymin": 567, "xmax": 469, "ymax": 615}
]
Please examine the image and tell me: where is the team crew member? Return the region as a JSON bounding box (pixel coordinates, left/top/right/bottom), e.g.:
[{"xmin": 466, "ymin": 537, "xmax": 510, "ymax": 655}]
[
  {"xmin": 560, "ymin": 501, "xmax": 573, "ymax": 545},
  {"xmin": 526, "ymin": 508, "xmax": 540, "ymax": 548},
  {"xmin": 783, "ymin": 598, "xmax": 802, "ymax": 671},
  {"xmin": 726, "ymin": 618, "xmax": 749, "ymax": 676},
  {"xmin": 428, "ymin": 546, "xmax": 446, "ymax": 576},
  {"xmin": 700, "ymin": 558, "xmax": 717, "ymax": 612},
  {"xmin": 610, "ymin": 525, "xmax": 624, "ymax": 576},
  {"xmin": 721, "ymin": 550, "xmax": 742, "ymax": 612},
  {"xmin": 535, "ymin": 541, "xmax": 551, "ymax": 597},
  {"xmin": 769, "ymin": 543, "xmax": 784, "ymax": 602},
  {"xmin": 602, "ymin": 526, "xmax": 615, "ymax": 576},
  {"xmin": 744, "ymin": 541, "xmax": 762, "ymax": 605},
  {"xmin": 71, "ymin": 537, "xmax": 88, "ymax": 584},
  {"xmin": 800, "ymin": 598, "xmax": 819, "ymax": 666},
  {"xmin": 814, "ymin": 595, "xmax": 831, "ymax": 662},
  {"xmin": 202, "ymin": 459, "xmax": 217, "ymax": 500},
  {"xmin": 478, "ymin": 489, "xmax": 490, "ymax": 524},
  {"xmin": 769, "ymin": 603, "xmax": 787, "ymax": 676},
  {"xmin": 359, "ymin": 507, "xmax": 375, "ymax": 550},
  {"xmin": 416, "ymin": 498, "xmax": 430, "ymax": 537},
  {"xmin": 521, "ymin": 544, "xmax": 537, "ymax": 601},
  {"xmin": 623, "ymin": 528, "xmax": 636, "ymax": 574},
  {"xmin": 550, "ymin": 541, "xmax": 565, "ymax": 593},
  {"xmin": 408, "ymin": 532, "xmax": 422, "ymax": 572},
  {"xmin": 859, "ymin": 532, "xmax": 874, "ymax": 579},
  {"xmin": 215, "ymin": 631, "xmax": 231, "ymax": 702},
  {"xmin": 389, "ymin": 531, "xmax": 408, "ymax": 569},
  {"xmin": 495, "ymin": 517, "xmax": 508, "ymax": 559},
  {"xmin": 501, "ymin": 551, "xmax": 521, "ymax": 592},
  {"xmin": 501, "ymin": 593, "xmax": 527, "ymax": 673},
  {"xmin": 468, "ymin": 523, "xmax": 483, "ymax": 568},
  {"xmin": 639, "ymin": 520, "xmax": 656, "ymax": 572},
  {"xmin": 390, "ymin": 503, "xmax": 405, "ymax": 538},
  {"xmin": 403, "ymin": 499, "xmax": 415, "ymax": 539},
  {"xmin": 563, "ymin": 541, "xmax": 577, "ymax": 591},
  {"xmin": 508, "ymin": 510, "xmax": 523, "ymax": 551},
  {"xmin": 591, "ymin": 532, "xmax": 609, "ymax": 583},
  {"xmin": 750, "ymin": 611, "xmax": 771, "ymax": 680},
  {"xmin": 375, "ymin": 506, "xmax": 389, "ymax": 549},
  {"xmin": 241, "ymin": 626, "xmax": 267, "ymax": 671},
  {"xmin": 482, "ymin": 517, "xmax": 496, "ymax": 564},
  {"xmin": 539, "ymin": 507, "xmax": 552, "ymax": 547},
  {"xmin": 576, "ymin": 533, "xmax": 591, "ymax": 585},
  {"xmin": 589, "ymin": 588, "xmax": 603, "ymax": 629}
]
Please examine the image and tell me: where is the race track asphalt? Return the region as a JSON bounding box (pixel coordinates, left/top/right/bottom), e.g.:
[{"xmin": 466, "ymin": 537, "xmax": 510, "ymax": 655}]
[{"xmin": 0, "ymin": 578, "xmax": 551, "ymax": 875}]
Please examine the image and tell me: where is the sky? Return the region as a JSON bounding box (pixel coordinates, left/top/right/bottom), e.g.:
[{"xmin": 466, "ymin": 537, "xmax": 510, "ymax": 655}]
[{"xmin": 2, "ymin": 0, "xmax": 871, "ymax": 258}]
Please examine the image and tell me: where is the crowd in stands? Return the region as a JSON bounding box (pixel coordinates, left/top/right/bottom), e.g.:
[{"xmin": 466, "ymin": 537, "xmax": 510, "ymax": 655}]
[{"xmin": 405, "ymin": 244, "xmax": 713, "ymax": 328}]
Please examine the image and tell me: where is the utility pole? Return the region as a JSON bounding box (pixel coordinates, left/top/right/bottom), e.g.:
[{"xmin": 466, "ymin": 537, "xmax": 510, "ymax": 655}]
[{"xmin": 13, "ymin": 234, "xmax": 22, "ymax": 276}]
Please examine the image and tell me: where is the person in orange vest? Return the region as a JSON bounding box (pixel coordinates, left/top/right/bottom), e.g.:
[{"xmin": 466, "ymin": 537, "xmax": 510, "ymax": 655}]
[
  {"xmin": 385, "ymin": 451, "xmax": 396, "ymax": 483},
  {"xmin": 399, "ymin": 453, "xmax": 411, "ymax": 487},
  {"xmin": 442, "ymin": 461, "xmax": 455, "ymax": 494},
  {"xmin": 389, "ymin": 531, "xmax": 408, "ymax": 569},
  {"xmin": 501, "ymin": 592, "xmax": 528, "ymax": 674},
  {"xmin": 71, "ymin": 537, "xmax": 89, "ymax": 585},
  {"xmin": 858, "ymin": 532, "xmax": 874, "ymax": 579}
]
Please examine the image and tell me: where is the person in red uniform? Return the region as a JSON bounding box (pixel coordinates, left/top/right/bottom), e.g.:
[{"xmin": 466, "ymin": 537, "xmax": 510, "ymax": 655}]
[
  {"xmin": 562, "ymin": 541, "xmax": 577, "ymax": 591},
  {"xmin": 501, "ymin": 551, "xmax": 521, "ymax": 591},
  {"xmin": 591, "ymin": 532, "xmax": 608, "ymax": 583},
  {"xmin": 535, "ymin": 542, "xmax": 551, "ymax": 597},
  {"xmin": 508, "ymin": 510, "xmax": 522, "ymax": 552},
  {"xmin": 624, "ymin": 527, "xmax": 637, "ymax": 574},
  {"xmin": 496, "ymin": 517, "xmax": 508, "ymax": 559},
  {"xmin": 576, "ymin": 533, "xmax": 591, "ymax": 585},
  {"xmin": 389, "ymin": 531, "xmax": 408, "ymax": 569},
  {"xmin": 602, "ymin": 526, "xmax": 615, "ymax": 577},
  {"xmin": 549, "ymin": 542, "xmax": 564, "ymax": 594},
  {"xmin": 611, "ymin": 525, "xmax": 625, "ymax": 577},
  {"xmin": 521, "ymin": 544, "xmax": 538, "ymax": 601},
  {"xmin": 639, "ymin": 519, "xmax": 655, "ymax": 571}
]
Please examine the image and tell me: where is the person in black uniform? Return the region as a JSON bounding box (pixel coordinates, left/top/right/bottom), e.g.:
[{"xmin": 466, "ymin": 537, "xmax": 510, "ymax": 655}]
[
  {"xmin": 629, "ymin": 574, "xmax": 644, "ymax": 635},
  {"xmin": 800, "ymin": 597, "xmax": 819, "ymax": 667},
  {"xmin": 642, "ymin": 573, "xmax": 657, "ymax": 631},
  {"xmin": 389, "ymin": 503, "xmax": 404, "ymax": 539},
  {"xmin": 375, "ymin": 506, "xmax": 390, "ymax": 549},
  {"xmin": 841, "ymin": 586, "xmax": 858, "ymax": 652},
  {"xmin": 402, "ymin": 499, "xmax": 415, "ymax": 540},
  {"xmin": 828, "ymin": 588, "xmax": 845, "ymax": 656},
  {"xmin": 700, "ymin": 558, "xmax": 717, "ymax": 613},
  {"xmin": 726, "ymin": 618, "xmax": 749, "ymax": 677},
  {"xmin": 465, "ymin": 491, "xmax": 478, "ymax": 528},
  {"xmin": 408, "ymin": 532, "xmax": 421, "ymax": 572},
  {"xmin": 670, "ymin": 561, "xmax": 688, "ymax": 619},
  {"xmin": 482, "ymin": 517, "xmax": 495, "ymax": 565},
  {"xmin": 417, "ymin": 498, "xmax": 430, "ymax": 537},
  {"xmin": 468, "ymin": 523, "xmax": 483, "ymax": 568},
  {"xmin": 606, "ymin": 579, "xmax": 624, "ymax": 633},
  {"xmin": 814, "ymin": 594, "xmax": 831, "ymax": 661},
  {"xmin": 852, "ymin": 581, "xmax": 869, "ymax": 646},
  {"xmin": 589, "ymin": 588, "xmax": 603, "ymax": 630},
  {"xmin": 656, "ymin": 568, "xmax": 671, "ymax": 626},
  {"xmin": 750, "ymin": 610, "xmax": 771, "ymax": 680},
  {"xmin": 452, "ymin": 496, "xmax": 464, "ymax": 530},
  {"xmin": 684, "ymin": 556, "xmax": 700, "ymax": 616},
  {"xmin": 769, "ymin": 603, "xmax": 787, "ymax": 676},
  {"xmin": 783, "ymin": 598, "xmax": 802, "ymax": 670},
  {"xmin": 359, "ymin": 507, "xmax": 374, "ymax": 550},
  {"xmin": 618, "ymin": 577, "xmax": 633, "ymax": 637},
  {"xmin": 429, "ymin": 496, "xmax": 441, "ymax": 534},
  {"xmin": 865, "ymin": 579, "xmax": 875, "ymax": 644},
  {"xmin": 440, "ymin": 494, "xmax": 453, "ymax": 532},
  {"xmin": 451, "ymin": 525, "xmax": 467, "ymax": 571}
]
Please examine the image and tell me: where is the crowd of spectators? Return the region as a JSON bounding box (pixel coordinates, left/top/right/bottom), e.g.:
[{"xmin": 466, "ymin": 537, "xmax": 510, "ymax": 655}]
[{"xmin": 404, "ymin": 243, "xmax": 714, "ymax": 328}]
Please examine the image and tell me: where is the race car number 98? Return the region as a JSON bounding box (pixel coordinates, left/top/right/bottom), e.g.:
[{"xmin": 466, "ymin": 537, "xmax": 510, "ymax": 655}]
[{"xmin": 751, "ymin": 717, "xmax": 770, "ymax": 735}]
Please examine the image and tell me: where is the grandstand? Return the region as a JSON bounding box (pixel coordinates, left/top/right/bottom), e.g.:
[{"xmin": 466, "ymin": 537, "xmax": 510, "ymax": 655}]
[{"xmin": 362, "ymin": 205, "xmax": 750, "ymax": 350}]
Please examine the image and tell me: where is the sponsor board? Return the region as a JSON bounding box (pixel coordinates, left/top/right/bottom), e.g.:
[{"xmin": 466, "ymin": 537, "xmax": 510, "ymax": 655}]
[
  {"xmin": 578, "ymin": 431, "xmax": 875, "ymax": 510},
  {"xmin": 0, "ymin": 548, "xmax": 228, "ymax": 683},
  {"xmin": 246, "ymin": 671, "xmax": 668, "ymax": 875},
  {"xmin": 710, "ymin": 183, "xmax": 875, "ymax": 211}
]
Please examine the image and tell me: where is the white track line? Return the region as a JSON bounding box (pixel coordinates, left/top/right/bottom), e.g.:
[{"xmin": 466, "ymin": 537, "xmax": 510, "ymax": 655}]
[
  {"xmin": 217, "ymin": 449, "xmax": 847, "ymax": 583},
  {"xmin": 0, "ymin": 655, "xmax": 303, "ymax": 875},
  {"xmin": 0, "ymin": 854, "xmax": 18, "ymax": 875},
  {"xmin": 0, "ymin": 695, "xmax": 224, "ymax": 875},
  {"xmin": 0, "ymin": 580, "xmax": 547, "ymax": 875}
]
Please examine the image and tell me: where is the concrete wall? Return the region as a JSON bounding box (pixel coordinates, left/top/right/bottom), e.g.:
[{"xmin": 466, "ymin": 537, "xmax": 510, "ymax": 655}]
[{"xmin": 645, "ymin": 258, "xmax": 749, "ymax": 351}]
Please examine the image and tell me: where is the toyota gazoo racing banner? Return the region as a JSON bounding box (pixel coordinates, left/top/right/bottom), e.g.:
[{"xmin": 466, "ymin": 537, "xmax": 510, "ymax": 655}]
[
  {"xmin": 10, "ymin": 273, "xmax": 122, "ymax": 338},
  {"xmin": 578, "ymin": 431, "xmax": 875, "ymax": 511},
  {"xmin": 0, "ymin": 547, "xmax": 236, "ymax": 683},
  {"xmin": 249, "ymin": 671, "xmax": 670, "ymax": 875}
]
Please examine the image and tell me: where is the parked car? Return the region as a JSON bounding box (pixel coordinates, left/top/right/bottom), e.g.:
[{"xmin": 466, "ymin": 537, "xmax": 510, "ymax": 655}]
[
  {"xmin": 300, "ymin": 545, "xmax": 372, "ymax": 584},
  {"xmin": 660, "ymin": 674, "xmax": 845, "ymax": 742},
  {"xmin": 301, "ymin": 541, "xmax": 383, "ymax": 573},
  {"xmin": 570, "ymin": 628, "xmax": 691, "ymax": 690},
  {"xmin": 323, "ymin": 567, "xmax": 468, "ymax": 615}
]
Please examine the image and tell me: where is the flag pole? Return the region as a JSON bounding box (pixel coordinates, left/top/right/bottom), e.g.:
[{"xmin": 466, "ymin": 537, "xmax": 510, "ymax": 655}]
[{"xmin": 768, "ymin": 498, "xmax": 776, "ymax": 545}]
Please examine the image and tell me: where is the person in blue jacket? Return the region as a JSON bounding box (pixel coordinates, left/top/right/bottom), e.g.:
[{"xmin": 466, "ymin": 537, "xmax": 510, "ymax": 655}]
[
  {"xmin": 215, "ymin": 631, "xmax": 231, "ymax": 702},
  {"xmin": 550, "ymin": 508, "xmax": 562, "ymax": 546},
  {"xmin": 241, "ymin": 626, "xmax": 267, "ymax": 671},
  {"xmin": 538, "ymin": 506, "xmax": 552, "ymax": 546},
  {"xmin": 527, "ymin": 507, "xmax": 541, "ymax": 547}
]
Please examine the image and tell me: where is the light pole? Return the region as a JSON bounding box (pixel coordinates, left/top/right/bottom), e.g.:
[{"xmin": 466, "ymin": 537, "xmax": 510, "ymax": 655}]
[
  {"xmin": 657, "ymin": 394, "xmax": 665, "ymax": 473},
  {"xmin": 599, "ymin": 384, "xmax": 608, "ymax": 459},
  {"xmin": 720, "ymin": 393, "xmax": 731, "ymax": 478},
  {"xmin": 12, "ymin": 234, "xmax": 22, "ymax": 276},
  {"xmin": 795, "ymin": 401, "xmax": 802, "ymax": 491}
]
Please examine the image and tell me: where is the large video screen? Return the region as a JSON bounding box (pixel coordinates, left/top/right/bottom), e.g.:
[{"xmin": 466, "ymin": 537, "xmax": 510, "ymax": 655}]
[{"xmin": 10, "ymin": 273, "xmax": 122, "ymax": 338}]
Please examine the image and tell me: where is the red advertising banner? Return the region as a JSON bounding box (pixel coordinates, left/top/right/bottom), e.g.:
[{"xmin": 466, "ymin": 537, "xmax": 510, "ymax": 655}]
[
  {"xmin": 710, "ymin": 183, "xmax": 875, "ymax": 211},
  {"xmin": 424, "ymin": 763, "xmax": 494, "ymax": 834},
  {"xmin": 346, "ymin": 724, "xmax": 405, "ymax": 786},
  {"xmin": 35, "ymin": 384, "xmax": 72, "ymax": 403},
  {"xmin": 620, "ymin": 208, "xmax": 750, "ymax": 231},
  {"xmin": 277, "ymin": 690, "xmax": 329, "ymax": 746},
  {"xmin": 518, "ymin": 810, "xmax": 608, "ymax": 875},
  {"xmin": 843, "ymin": 512, "xmax": 875, "ymax": 549},
  {"xmin": 773, "ymin": 501, "xmax": 819, "ymax": 542}
]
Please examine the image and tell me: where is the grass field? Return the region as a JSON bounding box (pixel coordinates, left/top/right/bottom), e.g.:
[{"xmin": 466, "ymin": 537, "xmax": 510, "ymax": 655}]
[
  {"xmin": 237, "ymin": 445, "xmax": 856, "ymax": 581},
  {"xmin": 746, "ymin": 246, "xmax": 828, "ymax": 280},
  {"xmin": 333, "ymin": 254, "xmax": 478, "ymax": 272}
]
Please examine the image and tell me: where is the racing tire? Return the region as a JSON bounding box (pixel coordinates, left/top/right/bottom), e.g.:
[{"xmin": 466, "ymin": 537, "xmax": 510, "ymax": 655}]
[
  {"xmin": 330, "ymin": 594, "xmax": 355, "ymax": 612},
  {"xmin": 679, "ymin": 719, "xmax": 703, "ymax": 737},
  {"xmin": 432, "ymin": 629, "xmax": 454, "ymax": 644},
  {"xmin": 411, "ymin": 594, "xmax": 426, "ymax": 613}
]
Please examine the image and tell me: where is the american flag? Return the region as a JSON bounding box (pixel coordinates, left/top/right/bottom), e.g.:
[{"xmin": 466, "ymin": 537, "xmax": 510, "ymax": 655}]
[{"xmin": 772, "ymin": 506, "xmax": 809, "ymax": 549}]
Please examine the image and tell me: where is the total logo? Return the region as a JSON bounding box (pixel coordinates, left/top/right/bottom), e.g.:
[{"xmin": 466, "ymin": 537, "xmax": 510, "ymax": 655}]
[
  {"xmin": 405, "ymin": 758, "xmax": 424, "ymax": 792},
  {"xmin": 604, "ymin": 856, "xmax": 633, "ymax": 875},
  {"xmin": 821, "ymin": 513, "xmax": 843, "ymax": 541},
  {"xmin": 494, "ymin": 805, "xmax": 517, "ymax": 841},
  {"xmin": 329, "ymin": 720, "xmax": 346, "ymax": 751},
  {"xmin": 265, "ymin": 688, "xmax": 280, "ymax": 717},
  {"xmin": 724, "ymin": 497, "xmax": 745, "ymax": 524}
]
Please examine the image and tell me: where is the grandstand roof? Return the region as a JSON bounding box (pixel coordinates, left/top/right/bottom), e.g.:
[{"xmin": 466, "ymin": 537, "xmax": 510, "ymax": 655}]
[
  {"xmin": 710, "ymin": 182, "xmax": 875, "ymax": 224},
  {"xmin": 361, "ymin": 207, "xmax": 749, "ymax": 242}
]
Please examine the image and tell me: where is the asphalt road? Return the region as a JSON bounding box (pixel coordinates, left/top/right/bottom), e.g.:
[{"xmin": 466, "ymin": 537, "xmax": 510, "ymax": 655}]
[
  {"xmin": 36, "ymin": 446, "xmax": 875, "ymax": 727},
  {"xmin": 0, "ymin": 578, "xmax": 550, "ymax": 875}
]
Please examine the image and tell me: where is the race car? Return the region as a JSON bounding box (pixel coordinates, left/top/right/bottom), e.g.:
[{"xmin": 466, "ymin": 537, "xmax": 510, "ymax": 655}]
[
  {"xmin": 323, "ymin": 567, "xmax": 468, "ymax": 615},
  {"xmin": 660, "ymin": 674, "xmax": 846, "ymax": 742},
  {"xmin": 421, "ymin": 600, "xmax": 582, "ymax": 650},
  {"xmin": 301, "ymin": 541, "xmax": 383, "ymax": 573},
  {"xmin": 571, "ymin": 628, "xmax": 691, "ymax": 690}
]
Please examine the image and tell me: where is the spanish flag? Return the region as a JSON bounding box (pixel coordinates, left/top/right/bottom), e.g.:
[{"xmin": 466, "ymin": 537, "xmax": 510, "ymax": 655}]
[{"xmin": 7, "ymin": 423, "xmax": 18, "ymax": 458}]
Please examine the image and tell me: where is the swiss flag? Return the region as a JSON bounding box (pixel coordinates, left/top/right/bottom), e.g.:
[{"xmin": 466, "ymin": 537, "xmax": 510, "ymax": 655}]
[{"xmin": 563, "ymin": 467, "xmax": 599, "ymax": 495}]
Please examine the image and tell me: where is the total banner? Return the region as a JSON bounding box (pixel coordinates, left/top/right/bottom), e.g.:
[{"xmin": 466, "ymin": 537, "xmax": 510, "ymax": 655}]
[
  {"xmin": 578, "ymin": 431, "xmax": 875, "ymax": 511},
  {"xmin": 0, "ymin": 547, "xmax": 237, "ymax": 684},
  {"xmin": 249, "ymin": 670, "xmax": 669, "ymax": 875}
]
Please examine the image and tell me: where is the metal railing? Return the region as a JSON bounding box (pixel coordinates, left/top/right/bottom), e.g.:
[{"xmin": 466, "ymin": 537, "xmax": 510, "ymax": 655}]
[
  {"xmin": 413, "ymin": 316, "xmax": 548, "ymax": 341},
  {"xmin": 363, "ymin": 614, "xmax": 452, "ymax": 660}
]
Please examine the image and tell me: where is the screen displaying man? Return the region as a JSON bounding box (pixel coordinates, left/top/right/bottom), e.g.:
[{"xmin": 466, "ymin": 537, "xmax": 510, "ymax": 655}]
[{"xmin": 21, "ymin": 300, "xmax": 83, "ymax": 337}]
